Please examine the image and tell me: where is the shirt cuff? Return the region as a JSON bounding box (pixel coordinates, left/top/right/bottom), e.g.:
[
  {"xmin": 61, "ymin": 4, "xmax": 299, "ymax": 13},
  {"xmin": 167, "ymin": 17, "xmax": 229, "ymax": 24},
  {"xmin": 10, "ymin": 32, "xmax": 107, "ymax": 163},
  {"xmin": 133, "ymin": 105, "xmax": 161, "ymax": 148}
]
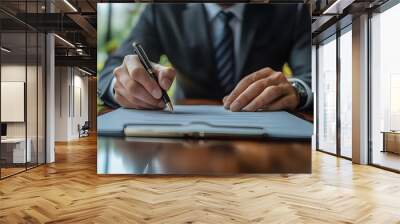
[
  {"xmin": 105, "ymin": 76, "xmax": 118, "ymax": 107},
  {"xmin": 288, "ymin": 78, "xmax": 313, "ymax": 110}
]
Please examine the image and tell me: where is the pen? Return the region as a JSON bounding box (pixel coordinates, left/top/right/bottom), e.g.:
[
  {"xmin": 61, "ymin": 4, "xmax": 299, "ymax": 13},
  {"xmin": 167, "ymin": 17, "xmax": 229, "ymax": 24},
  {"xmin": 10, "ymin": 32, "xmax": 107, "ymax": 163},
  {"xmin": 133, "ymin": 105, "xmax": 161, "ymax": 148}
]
[{"xmin": 132, "ymin": 42, "xmax": 174, "ymax": 112}]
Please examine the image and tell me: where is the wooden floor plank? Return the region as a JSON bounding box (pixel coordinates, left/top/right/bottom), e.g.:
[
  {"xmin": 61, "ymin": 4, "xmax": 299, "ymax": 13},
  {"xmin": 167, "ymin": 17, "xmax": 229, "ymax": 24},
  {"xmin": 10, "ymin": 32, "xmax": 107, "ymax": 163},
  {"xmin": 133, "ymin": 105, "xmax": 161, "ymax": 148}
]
[{"xmin": 0, "ymin": 135, "xmax": 399, "ymax": 224}]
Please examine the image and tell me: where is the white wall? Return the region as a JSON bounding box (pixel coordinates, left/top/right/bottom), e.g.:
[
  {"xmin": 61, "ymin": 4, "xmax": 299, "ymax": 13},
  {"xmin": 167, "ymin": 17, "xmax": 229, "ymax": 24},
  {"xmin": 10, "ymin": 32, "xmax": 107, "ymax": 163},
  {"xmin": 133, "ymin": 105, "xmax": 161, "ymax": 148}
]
[
  {"xmin": 1, "ymin": 66, "xmax": 26, "ymax": 136},
  {"xmin": 71, "ymin": 73, "xmax": 89, "ymax": 138},
  {"xmin": 54, "ymin": 66, "xmax": 69, "ymax": 141},
  {"xmin": 1, "ymin": 65, "xmax": 41, "ymax": 138},
  {"xmin": 1, "ymin": 63, "xmax": 47, "ymax": 164},
  {"xmin": 54, "ymin": 67, "xmax": 89, "ymax": 141}
]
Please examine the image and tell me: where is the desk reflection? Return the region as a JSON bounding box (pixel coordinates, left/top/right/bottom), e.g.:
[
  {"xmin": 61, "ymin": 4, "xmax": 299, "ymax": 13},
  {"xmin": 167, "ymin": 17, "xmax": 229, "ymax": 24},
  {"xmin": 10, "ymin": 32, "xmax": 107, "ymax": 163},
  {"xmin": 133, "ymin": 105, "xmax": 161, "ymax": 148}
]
[{"xmin": 97, "ymin": 136, "xmax": 311, "ymax": 175}]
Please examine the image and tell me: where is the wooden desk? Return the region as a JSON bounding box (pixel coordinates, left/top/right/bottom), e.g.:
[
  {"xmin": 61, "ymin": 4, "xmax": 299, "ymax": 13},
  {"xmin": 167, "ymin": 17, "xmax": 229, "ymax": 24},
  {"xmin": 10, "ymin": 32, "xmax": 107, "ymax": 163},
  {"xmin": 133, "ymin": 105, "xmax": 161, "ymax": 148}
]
[
  {"xmin": 97, "ymin": 100, "xmax": 312, "ymax": 175},
  {"xmin": 1, "ymin": 138, "xmax": 32, "ymax": 165}
]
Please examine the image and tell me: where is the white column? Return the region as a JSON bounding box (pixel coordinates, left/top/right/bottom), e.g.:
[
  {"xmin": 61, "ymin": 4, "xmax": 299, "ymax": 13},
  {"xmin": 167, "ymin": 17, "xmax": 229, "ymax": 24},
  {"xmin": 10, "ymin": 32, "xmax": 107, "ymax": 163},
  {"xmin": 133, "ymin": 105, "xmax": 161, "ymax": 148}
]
[
  {"xmin": 352, "ymin": 14, "xmax": 369, "ymax": 164},
  {"xmin": 46, "ymin": 33, "xmax": 55, "ymax": 163}
]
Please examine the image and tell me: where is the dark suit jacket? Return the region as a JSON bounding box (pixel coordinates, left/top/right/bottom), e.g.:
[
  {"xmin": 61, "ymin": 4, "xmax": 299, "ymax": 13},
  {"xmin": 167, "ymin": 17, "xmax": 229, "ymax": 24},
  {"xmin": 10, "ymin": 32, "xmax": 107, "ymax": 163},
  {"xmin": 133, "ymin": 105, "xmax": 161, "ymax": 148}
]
[{"xmin": 99, "ymin": 3, "xmax": 311, "ymax": 109}]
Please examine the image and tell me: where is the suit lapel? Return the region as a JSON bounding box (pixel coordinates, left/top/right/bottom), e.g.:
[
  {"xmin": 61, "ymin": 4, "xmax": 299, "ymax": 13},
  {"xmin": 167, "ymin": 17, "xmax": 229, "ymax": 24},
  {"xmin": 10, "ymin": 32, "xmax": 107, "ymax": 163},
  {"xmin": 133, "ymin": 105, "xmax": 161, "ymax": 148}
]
[
  {"xmin": 183, "ymin": 4, "xmax": 216, "ymax": 82},
  {"xmin": 237, "ymin": 5, "xmax": 271, "ymax": 78}
]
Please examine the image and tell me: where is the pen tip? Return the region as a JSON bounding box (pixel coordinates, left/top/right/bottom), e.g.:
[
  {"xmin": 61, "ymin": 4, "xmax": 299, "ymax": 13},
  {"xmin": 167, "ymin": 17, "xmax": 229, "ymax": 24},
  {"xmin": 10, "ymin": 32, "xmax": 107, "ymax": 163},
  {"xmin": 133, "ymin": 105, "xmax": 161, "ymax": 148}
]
[{"xmin": 166, "ymin": 102, "xmax": 174, "ymax": 112}]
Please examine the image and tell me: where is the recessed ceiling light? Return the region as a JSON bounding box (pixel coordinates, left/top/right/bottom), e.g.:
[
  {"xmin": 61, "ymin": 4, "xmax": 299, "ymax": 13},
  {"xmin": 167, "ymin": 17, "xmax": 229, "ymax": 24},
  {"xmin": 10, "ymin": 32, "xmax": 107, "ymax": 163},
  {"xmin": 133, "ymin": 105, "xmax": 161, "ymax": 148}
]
[
  {"xmin": 78, "ymin": 67, "xmax": 93, "ymax": 76},
  {"xmin": 63, "ymin": 0, "xmax": 78, "ymax": 12},
  {"xmin": 1, "ymin": 47, "xmax": 11, "ymax": 53},
  {"xmin": 54, "ymin": 34, "xmax": 75, "ymax": 48},
  {"xmin": 322, "ymin": 0, "xmax": 353, "ymax": 15}
]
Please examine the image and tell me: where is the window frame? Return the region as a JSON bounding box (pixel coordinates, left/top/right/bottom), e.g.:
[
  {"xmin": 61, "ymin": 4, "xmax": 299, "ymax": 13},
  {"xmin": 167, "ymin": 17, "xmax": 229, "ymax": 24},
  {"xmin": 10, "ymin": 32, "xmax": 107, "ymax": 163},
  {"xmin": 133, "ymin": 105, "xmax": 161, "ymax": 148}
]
[{"xmin": 315, "ymin": 21, "xmax": 353, "ymax": 160}]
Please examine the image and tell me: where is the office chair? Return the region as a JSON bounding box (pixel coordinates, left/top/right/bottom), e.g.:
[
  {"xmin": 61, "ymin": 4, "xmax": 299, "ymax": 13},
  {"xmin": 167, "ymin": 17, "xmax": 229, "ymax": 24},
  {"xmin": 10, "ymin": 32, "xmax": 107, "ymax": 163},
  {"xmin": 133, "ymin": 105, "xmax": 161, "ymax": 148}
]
[{"xmin": 78, "ymin": 121, "xmax": 90, "ymax": 138}]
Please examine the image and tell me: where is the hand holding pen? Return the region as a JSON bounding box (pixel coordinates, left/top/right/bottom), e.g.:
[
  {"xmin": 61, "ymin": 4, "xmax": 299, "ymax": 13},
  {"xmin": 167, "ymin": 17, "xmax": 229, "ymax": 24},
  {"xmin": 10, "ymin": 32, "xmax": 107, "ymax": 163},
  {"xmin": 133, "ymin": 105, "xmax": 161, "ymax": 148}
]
[
  {"xmin": 112, "ymin": 42, "xmax": 176, "ymax": 111},
  {"xmin": 132, "ymin": 42, "xmax": 174, "ymax": 111}
]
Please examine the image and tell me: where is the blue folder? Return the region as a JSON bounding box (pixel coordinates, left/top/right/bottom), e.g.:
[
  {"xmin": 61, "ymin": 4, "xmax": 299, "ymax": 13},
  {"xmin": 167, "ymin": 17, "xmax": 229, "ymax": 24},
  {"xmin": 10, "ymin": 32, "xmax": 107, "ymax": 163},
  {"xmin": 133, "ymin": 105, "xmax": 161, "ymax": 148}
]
[{"xmin": 97, "ymin": 105, "xmax": 313, "ymax": 139}]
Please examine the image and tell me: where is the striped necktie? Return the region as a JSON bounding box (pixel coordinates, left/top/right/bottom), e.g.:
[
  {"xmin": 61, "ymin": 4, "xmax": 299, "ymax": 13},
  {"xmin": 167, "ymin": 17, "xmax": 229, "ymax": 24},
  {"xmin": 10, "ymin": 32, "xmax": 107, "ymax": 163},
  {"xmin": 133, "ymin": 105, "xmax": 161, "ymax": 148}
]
[{"xmin": 213, "ymin": 11, "xmax": 235, "ymax": 95}]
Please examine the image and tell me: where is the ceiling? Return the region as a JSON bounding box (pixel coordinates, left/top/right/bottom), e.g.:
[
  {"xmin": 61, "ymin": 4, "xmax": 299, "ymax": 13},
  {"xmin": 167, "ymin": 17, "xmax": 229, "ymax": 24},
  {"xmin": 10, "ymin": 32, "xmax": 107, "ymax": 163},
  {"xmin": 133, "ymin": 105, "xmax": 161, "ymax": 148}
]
[
  {"xmin": 0, "ymin": 0, "xmax": 391, "ymax": 73},
  {"xmin": 0, "ymin": 0, "xmax": 97, "ymax": 73}
]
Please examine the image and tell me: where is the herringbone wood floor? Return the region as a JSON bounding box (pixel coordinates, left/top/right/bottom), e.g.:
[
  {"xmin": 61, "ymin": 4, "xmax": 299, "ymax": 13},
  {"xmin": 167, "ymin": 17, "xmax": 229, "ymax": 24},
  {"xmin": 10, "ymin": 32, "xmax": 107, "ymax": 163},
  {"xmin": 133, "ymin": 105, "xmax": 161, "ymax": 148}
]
[{"xmin": 1, "ymin": 135, "xmax": 400, "ymax": 224}]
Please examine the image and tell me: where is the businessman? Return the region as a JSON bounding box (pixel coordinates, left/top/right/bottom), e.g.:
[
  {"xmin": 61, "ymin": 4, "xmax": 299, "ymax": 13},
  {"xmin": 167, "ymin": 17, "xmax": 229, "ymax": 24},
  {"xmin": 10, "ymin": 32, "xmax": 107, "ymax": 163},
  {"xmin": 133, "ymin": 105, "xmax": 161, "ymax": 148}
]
[{"xmin": 99, "ymin": 3, "xmax": 312, "ymax": 112}]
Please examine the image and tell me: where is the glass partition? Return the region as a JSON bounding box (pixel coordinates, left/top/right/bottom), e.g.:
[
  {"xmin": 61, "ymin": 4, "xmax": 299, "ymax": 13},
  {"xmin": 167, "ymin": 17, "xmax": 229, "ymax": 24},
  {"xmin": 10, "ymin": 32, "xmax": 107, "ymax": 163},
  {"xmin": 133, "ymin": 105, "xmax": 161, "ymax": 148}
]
[
  {"xmin": 26, "ymin": 0, "xmax": 44, "ymax": 170},
  {"xmin": 0, "ymin": 1, "xmax": 46, "ymax": 179},
  {"xmin": 38, "ymin": 32, "xmax": 45, "ymax": 165},
  {"xmin": 339, "ymin": 28, "xmax": 352, "ymax": 158},
  {"xmin": 317, "ymin": 36, "xmax": 337, "ymax": 155},
  {"xmin": 27, "ymin": 31, "xmax": 38, "ymax": 169},
  {"xmin": 1, "ymin": 30, "xmax": 28, "ymax": 177}
]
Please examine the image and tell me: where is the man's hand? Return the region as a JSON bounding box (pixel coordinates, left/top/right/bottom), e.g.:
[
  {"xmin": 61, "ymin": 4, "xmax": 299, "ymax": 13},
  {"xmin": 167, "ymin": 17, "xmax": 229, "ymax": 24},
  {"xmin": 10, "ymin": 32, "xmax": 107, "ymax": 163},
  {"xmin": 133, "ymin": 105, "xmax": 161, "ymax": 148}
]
[
  {"xmin": 223, "ymin": 67, "xmax": 299, "ymax": 112},
  {"xmin": 113, "ymin": 55, "xmax": 176, "ymax": 109}
]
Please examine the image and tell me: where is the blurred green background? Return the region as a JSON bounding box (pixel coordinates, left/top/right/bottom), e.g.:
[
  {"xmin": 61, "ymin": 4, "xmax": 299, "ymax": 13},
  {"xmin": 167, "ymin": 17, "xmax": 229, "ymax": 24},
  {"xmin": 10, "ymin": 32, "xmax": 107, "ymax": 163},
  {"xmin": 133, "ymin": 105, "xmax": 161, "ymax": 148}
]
[
  {"xmin": 97, "ymin": 3, "xmax": 292, "ymax": 111},
  {"xmin": 97, "ymin": 3, "xmax": 174, "ymax": 112},
  {"xmin": 98, "ymin": 3, "xmax": 143, "ymax": 72}
]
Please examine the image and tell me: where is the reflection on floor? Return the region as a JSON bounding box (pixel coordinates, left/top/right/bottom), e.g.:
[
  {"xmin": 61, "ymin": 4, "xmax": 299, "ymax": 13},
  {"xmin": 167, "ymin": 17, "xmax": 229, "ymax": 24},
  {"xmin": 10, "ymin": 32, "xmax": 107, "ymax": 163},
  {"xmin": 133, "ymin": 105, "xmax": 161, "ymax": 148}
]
[
  {"xmin": 373, "ymin": 151, "xmax": 400, "ymax": 171},
  {"xmin": 0, "ymin": 162, "xmax": 43, "ymax": 178},
  {"xmin": 0, "ymin": 167, "xmax": 25, "ymax": 177},
  {"xmin": 0, "ymin": 135, "xmax": 400, "ymax": 223}
]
